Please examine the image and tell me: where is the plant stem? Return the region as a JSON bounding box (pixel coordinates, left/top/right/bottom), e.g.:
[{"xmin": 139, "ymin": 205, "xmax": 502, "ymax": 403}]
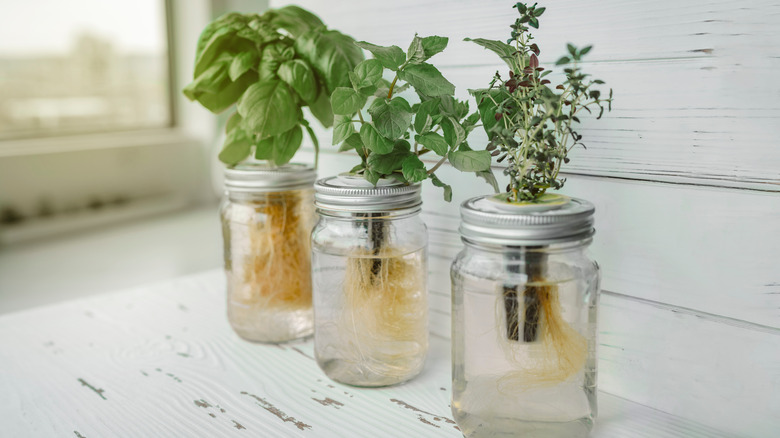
[
  {"xmin": 387, "ymin": 75, "xmax": 399, "ymax": 99},
  {"xmin": 426, "ymin": 155, "xmax": 448, "ymax": 175}
]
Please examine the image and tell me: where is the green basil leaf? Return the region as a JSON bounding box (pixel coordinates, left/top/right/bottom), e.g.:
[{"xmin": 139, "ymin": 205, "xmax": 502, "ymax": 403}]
[
  {"xmin": 414, "ymin": 98, "xmax": 441, "ymax": 133},
  {"xmin": 415, "ymin": 132, "xmax": 448, "ymax": 156},
  {"xmin": 278, "ymin": 59, "xmax": 318, "ymax": 103},
  {"xmin": 355, "ymin": 41, "xmax": 406, "ymax": 71},
  {"xmin": 192, "ymin": 70, "xmax": 258, "ymax": 114},
  {"xmin": 441, "ymin": 116, "xmax": 466, "ymax": 148},
  {"xmin": 401, "ymin": 155, "xmax": 428, "ymax": 182},
  {"xmin": 429, "ymin": 173, "xmax": 452, "ymax": 202},
  {"xmin": 308, "ymin": 88, "xmax": 334, "ymax": 127},
  {"xmin": 332, "ymin": 115, "xmax": 355, "ymax": 145},
  {"xmin": 463, "ymin": 37, "xmax": 520, "ymax": 71},
  {"xmin": 226, "ymin": 112, "xmax": 242, "ymax": 133},
  {"xmin": 272, "ymin": 125, "xmax": 303, "ymax": 165},
  {"xmin": 368, "ymin": 97, "xmax": 413, "ymax": 140},
  {"xmin": 238, "ymin": 79, "xmax": 299, "ymax": 138},
  {"xmin": 360, "ymin": 123, "xmax": 394, "ymax": 155},
  {"xmin": 448, "ymin": 150, "xmax": 492, "ymax": 172},
  {"xmin": 398, "ymin": 63, "xmax": 455, "ymax": 97},
  {"xmin": 331, "ymin": 87, "xmax": 366, "ymax": 116},
  {"xmin": 421, "ymin": 36, "xmax": 448, "ymax": 59},
  {"xmin": 229, "ymin": 51, "xmax": 257, "ymax": 81},
  {"xmin": 269, "ymin": 5, "xmax": 324, "ymax": 38},
  {"xmin": 185, "ymin": 60, "xmax": 231, "ymax": 96},
  {"xmin": 254, "ymin": 137, "xmax": 273, "ymax": 160},
  {"xmin": 406, "ymin": 35, "xmax": 425, "ymax": 64},
  {"xmin": 295, "ymin": 29, "xmax": 364, "ymax": 93},
  {"xmin": 194, "ymin": 18, "xmax": 250, "ymax": 77},
  {"xmin": 218, "ymin": 128, "xmax": 252, "ymax": 165}
]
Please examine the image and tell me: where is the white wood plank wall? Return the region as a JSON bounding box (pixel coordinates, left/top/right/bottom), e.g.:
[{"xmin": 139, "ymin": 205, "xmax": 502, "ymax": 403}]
[{"xmin": 274, "ymin": 1, "xmax": 780, "ymax": 436}]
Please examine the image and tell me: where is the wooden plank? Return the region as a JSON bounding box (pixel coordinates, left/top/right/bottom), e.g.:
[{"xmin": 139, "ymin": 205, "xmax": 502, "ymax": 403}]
[{"xmin": 0, "ymin": 269, "xmax": 737, "ymax": 437}]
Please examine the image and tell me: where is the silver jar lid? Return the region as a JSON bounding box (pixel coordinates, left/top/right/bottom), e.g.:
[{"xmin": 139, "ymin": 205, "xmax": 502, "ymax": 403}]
[
  {"xmin": 224, "ymin": 162, "xmax": 316, "ymax": 192},
  {"xmin": 314, "ymin": 174, "xmax": 422, "ymax": 213},
  {"xmin": 459, "ymin": 194, "xmax": 595, "ymax": 246}
]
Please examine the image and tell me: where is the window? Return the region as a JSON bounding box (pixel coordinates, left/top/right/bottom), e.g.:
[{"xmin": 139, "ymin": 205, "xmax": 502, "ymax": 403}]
[{"xmin": 0, "ymin": 0, "xmax": 172, "ymax": 139}]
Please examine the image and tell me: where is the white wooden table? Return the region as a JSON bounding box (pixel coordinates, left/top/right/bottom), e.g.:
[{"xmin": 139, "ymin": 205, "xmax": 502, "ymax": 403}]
[{"xmin": 0, "ymin": 269, "xmax": 728, "ymax": 437}]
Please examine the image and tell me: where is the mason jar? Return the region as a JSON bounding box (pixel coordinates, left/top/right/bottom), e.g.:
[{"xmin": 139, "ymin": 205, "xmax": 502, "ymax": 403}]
[
  {"xmin": 221, "ymin": 163, "xmax": 316, "ymax": 343},
  {"xmin": 451, "ymin": 195, "xmax": 600, "ymax": 438},
  {"xmin": 311, "ymin": 175, "xmax": 428, "ymax": 387}
]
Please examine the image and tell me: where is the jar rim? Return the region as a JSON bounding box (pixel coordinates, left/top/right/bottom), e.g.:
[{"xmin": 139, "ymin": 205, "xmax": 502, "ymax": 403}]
[
  {"xmin": 224, "ymin": 162, "xmax": 316, "ymax": 192},
  {"xmin": 314, "ymin": 174, "xmax": 422, "ymax": 213}
]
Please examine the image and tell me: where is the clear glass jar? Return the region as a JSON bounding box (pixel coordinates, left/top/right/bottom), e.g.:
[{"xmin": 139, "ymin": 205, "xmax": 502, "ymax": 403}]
[
  {"xmin": 220, "ymin": 163, "xmax": 316, "ymax": 343},
  {"xmin": 451, "ymin": 195, "xmax": 600, "ymax": 438},
  {"xmin": 311, "ymin": 175, "xmax": 428, "ymax": 387}
]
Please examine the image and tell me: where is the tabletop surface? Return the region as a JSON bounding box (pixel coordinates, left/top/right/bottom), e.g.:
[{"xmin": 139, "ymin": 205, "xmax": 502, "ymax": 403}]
[{"xmin": 0, "ymin": 269, "xmax": 727, "ymax": 437}]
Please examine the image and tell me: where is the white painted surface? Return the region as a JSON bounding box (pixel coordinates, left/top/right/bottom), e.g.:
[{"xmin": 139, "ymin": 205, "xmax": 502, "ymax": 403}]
[{"xmin": 0, "ymin": 270, "xmax": 729, "ymax": 437}]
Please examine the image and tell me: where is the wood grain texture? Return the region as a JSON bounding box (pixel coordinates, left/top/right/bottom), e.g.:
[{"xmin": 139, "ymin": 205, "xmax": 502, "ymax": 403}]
[
  {"xmin": 0, "ymin": 270, "xmax": 733, "ymax": 437},
  {"xmin": 273, "ymin": 0, "xmax": 780, "ymax": 190}
]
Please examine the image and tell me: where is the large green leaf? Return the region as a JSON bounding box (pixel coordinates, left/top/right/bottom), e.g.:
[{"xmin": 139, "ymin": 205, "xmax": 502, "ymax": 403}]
[
  {"xmin": 441, "ymin": 116, "xmax": 466, "ymax": 148},
  {"xmin": 193, "ymin": 15, "xmax": 248, "ymax": 77},
  {"xmin": 464, "ymin": 38, "xmax": 519, "ymax": 71},
  {"xmin": 406, "ymin": 35, "xmax": 425, "ymax": 64},
  {"xmin": 448, "ymin": 150, "xmax": 492, "ymax": 172},
  {"xmin": 415, "ymin": 132, "xmax": 448, "ymax": 156},
  {"xmin": 331, "ymin": 87, "xmax": 366, "ymax": 116},
  {"xmin": 421, "ymin": 36, "xmax": 448, "ymax": 60},
  {"xmin": 184, "ymin": 59, "xmax": 231, "ymax": 97},
  {"xmin": 190, "ymin": 70, "xmax": 258, "ymax": 114},
  {"xmin": 332, "ymin": 115, "xmax": 355, "ymax": 145},
  {"xmin": 269, "ymin": 5, "xmax": 324, "ymax": 38},
  {"xmin": 278, "ymin": 59, "xmax": 318, "ymax": 103},
  {"xmin": 229, "ymin": 51, "xmax": 257, "ymax": 81},
  {"xmin": 401, "ymin": 155, "xmax": 427, "ymax": 182},
  {"xmin": 398, "ymin": 63, "xmax": 455, "ymax": 97},
  {"xmin": 272, "ymin": 125, "xmax": 303, "ymax": 165},
  {"xmin": 308, "ymin": 87, "xmax": 334, "ymax": 127},
  {"xmin": 218, "ymin": 128, "xmax": 252, "ymax": 165},
  {"xmin": 366, "ymin": 142, "xmax": 412, "ymax": 174},
  {"xmin": 254, "ymin": 137, "xmax": 274, "ymax": 160},
  {"xmin": 368, "ymin": 97, "xmax": 413, "ymax": 140},
  {"xmin": 350, "ymin": 59, "xmax": 384, "ymax": 95},
  {"xmin": 355, "ymin": 41, "xmax": 406, "ymax": 71},
  {"xmin": 238, "ymin": 79, "xmax": 299, "ymax": 138},
  {"xmin": 295, "ymin": 29, "xmax": 364, "ymax": 93},
  {"xmin": 413, "ymin": 98, "xmax": 440, "ymax": 133},
  {"xmin": 360, "ymin": 123, "xmax": 394, "ymax": 154}
]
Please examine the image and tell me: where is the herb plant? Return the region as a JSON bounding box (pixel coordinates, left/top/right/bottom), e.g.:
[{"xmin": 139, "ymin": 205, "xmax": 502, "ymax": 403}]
[
  {"xmin": 467, "ymin": 2, "xmax": 612, "ymax": 202},
  {"xmin": 183, "ymin": 6, "xmax": 363, "ymax": 167},
  {"xmin": 330, "ymin": 35, "xmax": 495, "ymax": 201}
]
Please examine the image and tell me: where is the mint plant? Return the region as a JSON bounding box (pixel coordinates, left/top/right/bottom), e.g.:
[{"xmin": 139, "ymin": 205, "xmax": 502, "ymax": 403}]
[
  {"xmin": 330, "ymin": 35, "xmax": 495, "ymax": 201},
  {"xmin": 183, "ymin": 6, "xmax": 363, "ymax": 167},
  {"xmin": 467, "ymin": 2, "xmax": 612, "ymax": 202}
]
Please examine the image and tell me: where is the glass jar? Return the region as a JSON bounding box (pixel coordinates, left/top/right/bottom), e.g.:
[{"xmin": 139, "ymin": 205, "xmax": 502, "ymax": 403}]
[
  {"xmin": 311, "ymin": 175, "xmax": 428, "ymax": 387},
  {"xmin": 451, "ymin": 195, "xmax": 600, "ymax": 438},
  {"xmin": 220, "ymin": 163, "xmax": 316, "ymax": 343}
]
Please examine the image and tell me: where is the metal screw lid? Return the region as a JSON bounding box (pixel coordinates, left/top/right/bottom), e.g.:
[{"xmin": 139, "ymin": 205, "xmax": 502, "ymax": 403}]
[
  {"xmin": 224, "ymin": 163, "xmax": 316, "ymax": 192},
  {"xmin": 314, "ymin": 174, "xmax": 422, "ymax": 213},
  {"xmin": 459, "ymin": 194, "xmax": 595, "ymax": 246}
]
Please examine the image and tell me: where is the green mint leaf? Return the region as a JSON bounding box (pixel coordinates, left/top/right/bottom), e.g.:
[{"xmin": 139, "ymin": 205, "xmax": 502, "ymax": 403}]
[
  {"xmin": 254, "ymin": 137, "xmax": 274, "ymax": 160},
  {"xmin": 415, "ymin": 132, "xmax": 448, "ymax": 156},
  {"xmin": 421, "ymin": 36, "xmax": 448, "ymax": 59},
  {"xmin": 406, "ymin": 35, "xmax": 425, "ymax": 64},
  {"xmin": 364, "ymin": 169, "xmax": 381, "ymax": 185},
  {"xmin": 402, "ymin": 155, "xmax": 428, "ymax": 182},
  {"xmin": 355, "ymin": 41, "xmax": 406, "ymax": 71},
  {"xmin": 295, "ymin": 29, "xmax": 364, "ymax": 93},
  {"xmin": 339, "ymin": 132, "xmax": 364, "ymax": 153},
  {"xmin": 331, "ymin": 87, "xmax": 366, "ymax": 115},
  {"xmin": 476, "ymin": 169, "xmax": 500, "ymax": 193},
  {"xmin": 366, "ymin": 142, "xmax": 412, "ymax": 174},
  {"xmin": 350, "ymin": 59, "xmax": 384, "ymax": 95},
  {"xmin": 277, "ymin": 59, "xmax": 318, "ymax": 103},
  {"xmin": 441, "ymin": 116, "xmax": 466, "ymax": 148},
  {"xmin": 269, "ymin": 5, "xmax": 324, "ymax": 38},
  {"xmin": 238, "ymin": 79, "xmax": 299, "ymax": 138},
  {"xmin": 398, "ymin": 63, "xmax": 455, "ymax": 97},
  {"xmin": 218, "ymin": 129, "xmax": 252, "ymax": 165},
  {"xmin": 414, "ymin": 98, "xmax": 441, "ymax": 133},
  {"xmin": 429, "ymin": 173, "xmax": 452, "ymax": 202},
  {"xmin": 272, "ymin": 125, "xmax": 303, "ymax": 165},
  {"xmin": 448, "ymin": 150, "xmax": 492, "ymax": 172},
  {"xmin": 229, "ymin": 51, "xmax": 257, "ymax": 81},
  {"xmin": 360, "ymin": 123, "xmax": 394, "ymax": 155},
  {"xmin": 463, "ymin": 38, "xmax": 519, "ymax": 71},
  {"xmin": 367, "ymin": 97, "xmax": 413, "ymax": 140},
  {"xmin": 332, "ymin": 115, "xmax": 355, "ymax": 145}
]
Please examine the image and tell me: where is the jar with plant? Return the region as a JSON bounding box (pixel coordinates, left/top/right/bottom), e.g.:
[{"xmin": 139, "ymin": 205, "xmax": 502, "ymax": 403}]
[
  {"xmin": 183, "ymin": 6, "xmax": 363, "ymax": 343},
  {"xmin": 311, "ymin": 34, "xmax": 494, "ymax": 386},
  {"xmin": 450, "ymin": 3, "xmax": 612, "ymax": 436}
]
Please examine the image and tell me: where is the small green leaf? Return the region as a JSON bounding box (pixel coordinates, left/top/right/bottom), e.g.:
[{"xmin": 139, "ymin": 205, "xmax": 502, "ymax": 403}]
[
  {"xmin": 238, "ymin": 79, "xmax": 299, "ymax": 138},
  {"xmin": 415, "ymin": 132, "xmax": 448, "ymax": 156},
  {"xmin": 448, "ymin": 150, "xmax": 491, "ymax": 172},
  {"xmin": 360, "ymin": 123, "xmax": 394, "ymax": 154},
  {"xmin": 476, "ymin": 169, "xmax": 500, "ymax": 193},
  {"xmin": 414, "ymin": 98, "xmax": 441, "ymax": 133},
  {"xmin": 332, "ymin": 115, "xmax": 355, "ymax": 145},
  {"xmin": 402, "ymin": 155, "xmax": 428, "ymax": 182},
  {"xmin": 441, "ymin": 116, "xmax": 466, "ymax": 148},
  {"xmin": 350, "ymin": 59, "xmax": 384, "ymax": 94},
  {"xmin": 429, "ymin": 173, "xmax": 452, "ymax": 202},
  {"xmin": 277, "ymin": 59, "xmax": 318, "ymax": 103},
  {"xmin": 339, "ymin": 132, "xmax": 364, "ymax": 153},
  {"xmin": 368, "ymin": 97, "xmax": 413, "ymax": 140},
  {"xmin": 364, "ymin": 169, "xmax": 381, "ymax": 185},
  {"xmin": 355, "ymin": 41, "xmax": 406, "ymax": 71},
  {"xmin": 567, "ymin": 43, "xmax": 577, "ymax": 56},
  {"xmin": 580, "ymin": 45, "xmax": 593, "ymax": 56},
  {"xmin": 218, "ymin": 129, "xmax": 252, "ymax": 165},
  {"xmin": 331, "ymin": 87, "xmax": 367, "ymax": 115},
  {"xmin": 398, "ymin": 63, "xmax": 455, "ymax": 97},
  {"xmin": 421, "ymin": 36, "xmax": 448, "ymax": 59},
  {"xmin": 534, "ymin": 7, "xmax": 546, "ymax": 16},
  {"xmin": 254, "ymin": 137, "xmax": 274, "ymax": 160},
  {"xmin": 406, "ymin": 35, "xmax": 425, "ymax": 64},
  {"xmin": 272, "ymin": 125, "xmax": 303, "ymax": 166},
  {"xmin": 463, "ymin": 38, "xmax": 520, "ymax": 71},
  {"xmin": 229, "ymin": 51, "xmax": 257, "ymax": 81}
]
